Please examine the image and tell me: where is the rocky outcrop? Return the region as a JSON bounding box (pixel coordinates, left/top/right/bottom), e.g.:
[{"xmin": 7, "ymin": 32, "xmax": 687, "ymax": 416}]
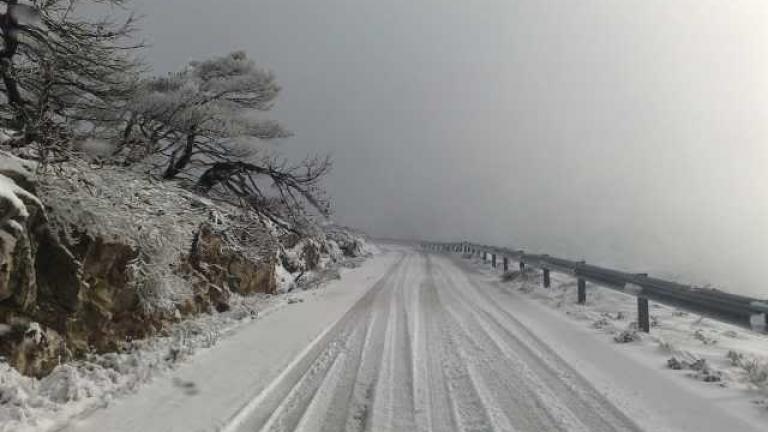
[
  {"xmin": 325, "ymin": 225, "xmax": 370, "ymax": 258},
  {"xmin": 0, "ymin": 158, "xmax": 150, "ymax": 375},
  {"xmin": 0, "ymin": 156, "xmax": 281, "ymax": 377},
  {"xmin": 0, "ymin": 155, "xmax": 370, "ymax": 377},
  {"xmin": 0, "ymin": 153, "xmax": 72, "ymax": 376},
  {"xmin": 185, "ymin": 223, "xmax": 277, "ymax": 313}
]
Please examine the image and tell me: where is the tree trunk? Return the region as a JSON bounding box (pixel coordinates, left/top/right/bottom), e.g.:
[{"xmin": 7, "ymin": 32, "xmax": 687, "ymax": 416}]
[
  {"xmin": 0, "ymin": 1, "xmax": 28, "ymax": 129},
  {"xmin": 195, "ymin": 162, "xmax": 245, "ymax": 191},
  {"xmin": 162, "ymin": 132, "xmax": 196, "ymax": 179}
]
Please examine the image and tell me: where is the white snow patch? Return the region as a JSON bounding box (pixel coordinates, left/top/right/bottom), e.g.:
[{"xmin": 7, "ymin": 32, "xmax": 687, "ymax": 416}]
[{"xmin": 274, "ymin": 259, "xmax": 296, "ymax": 293}]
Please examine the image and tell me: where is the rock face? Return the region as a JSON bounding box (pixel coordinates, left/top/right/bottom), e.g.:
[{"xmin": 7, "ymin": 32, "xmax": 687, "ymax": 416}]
[
  {"xmin": 186, "ymin": 223, "xmax": 277, "ymax": 313},
  {"xmin": 0, "ymin": 153, "xmax": 72, "ymax": 377},
  {"xmin": 0, "ymin": 155, "xmax": 280, "ymax": 377},
  {"xmin": 325, "ymin": 225, "xmax": 369, "ymax": 257}
]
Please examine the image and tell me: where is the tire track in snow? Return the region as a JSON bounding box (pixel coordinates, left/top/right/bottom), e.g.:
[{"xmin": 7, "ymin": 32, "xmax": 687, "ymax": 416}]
[
  {"xmin": 224, "ymin": 248, "xmax": 644, "ymax": 432},
  {"xmin": 409, "ymin": 253, "xmax": 434, "ymax": 432},
  {"xmin": 368, "ymin": 254, "xmax": 417, "ymax": 432},
  {"xmin": 435, "ymin": 256, "xmax": 642, "ymax": 432},
  {"xmin": 419, "ymin": 255, "xmax": 459, "ymax": 432},
  {"xmin": 339, "ymin": 283, "xmax": 390, "ymax": 432},
  {"xmin": 317, "ymin": 281, "xmax": 385, "ymax": 432},
  {"xmin": 432, "ymin": 263, "xmax": 582, "ymax": 431},
  {"xmin": 222, "ymin": 254, "xmax": 406, "ymax": 432},
  {"xmin": 424, "ymin": 256, "xmax": 497, "ymax": 432}
]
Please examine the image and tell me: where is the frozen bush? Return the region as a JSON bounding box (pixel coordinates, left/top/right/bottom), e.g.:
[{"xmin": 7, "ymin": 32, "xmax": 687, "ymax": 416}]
[
  {"xmin": 727, "ymin": 351, "xmax": 768, "ymax": 392},
  {"xmin": 693, "ymin": 329, "xmax": 718, "ymax": 345},
  {"xmin": 614, "ymin": 330, "xmax": 640, "ymax": 343},
  {"xmin": 667, "ymin": 356, "xmax": 723, "ymax": 383}
]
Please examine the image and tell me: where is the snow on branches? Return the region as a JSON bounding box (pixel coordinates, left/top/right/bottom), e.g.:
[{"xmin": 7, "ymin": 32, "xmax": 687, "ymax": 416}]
[
  {"xmin": 115, "ymin": 51, "xmax": 331, "ymax": 234},
  {"xmin": 117, "ymin": 51, "xmax": 291, "ymax": 178},
  {"xmin": 0, "ymin": 0, "xmax": 142, "ymax": 156}
]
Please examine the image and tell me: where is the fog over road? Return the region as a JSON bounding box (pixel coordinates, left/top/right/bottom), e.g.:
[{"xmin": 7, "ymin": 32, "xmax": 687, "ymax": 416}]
[{"xmin": 62, "ymin": 245, "xmax": 765, "ymax": 432}]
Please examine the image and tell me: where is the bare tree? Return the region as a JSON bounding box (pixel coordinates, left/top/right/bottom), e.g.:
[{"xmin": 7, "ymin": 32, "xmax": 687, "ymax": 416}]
[
  {"xmin": 0, "ymin": 0, "xmax": 142, "ymax": 155},
  {"xmin": 196, "ymin": 155, "xmax": 332, "ymax": 232}
]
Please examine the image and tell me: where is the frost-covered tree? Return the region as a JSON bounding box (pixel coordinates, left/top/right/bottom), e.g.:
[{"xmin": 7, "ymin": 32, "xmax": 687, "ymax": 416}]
[
  {"xmin": 118, "ymin": 51, "xmax": 291, "ymax": 179},
  {"xmin": 0, "ymin": 0, "xmax": 141, "ymax": 153},
  {"xmin": 119, "ymin": 51, "xmax": 331, "ymax": 232}
]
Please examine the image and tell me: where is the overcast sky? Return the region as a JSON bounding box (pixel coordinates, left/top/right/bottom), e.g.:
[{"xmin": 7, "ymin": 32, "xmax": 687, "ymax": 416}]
[{"xmin": 130, "ymin": 0, "xmax": 768, "ymax": 296}]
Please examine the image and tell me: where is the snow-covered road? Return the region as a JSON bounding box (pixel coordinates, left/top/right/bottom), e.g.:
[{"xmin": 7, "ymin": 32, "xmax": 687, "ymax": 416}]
[{"xmin": 59, "ymin": 245, "xmax": 766, "ymax": 432}]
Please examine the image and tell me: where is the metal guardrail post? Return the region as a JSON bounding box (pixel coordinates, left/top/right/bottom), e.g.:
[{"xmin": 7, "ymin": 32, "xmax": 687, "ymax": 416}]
[
  {"xmin": 543, "ymin": 268, "xmax": 550, "ymax": 288},
  {"xmin": 578, "ymin": 278, "xmax": 586, "ymax": 304},
  {"xmin": 638, "ymin": 297, "xmax": 650, "ymax": 332},
  {"xmin": 503, "ymin": 257, "xmax": 509, "ymax": 272}
]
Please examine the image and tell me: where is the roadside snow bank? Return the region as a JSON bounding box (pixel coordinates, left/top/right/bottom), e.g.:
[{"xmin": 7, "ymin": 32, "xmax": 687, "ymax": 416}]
[
  {"xmin": 465, "ymin": 253, "xmax": 768, "ymax": 409},
  {"xmin": 0, "ymin": 292, "xmax": 281, "ymax": 432}
]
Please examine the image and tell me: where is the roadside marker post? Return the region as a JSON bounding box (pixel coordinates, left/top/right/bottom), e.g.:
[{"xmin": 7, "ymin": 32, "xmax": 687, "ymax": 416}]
[{"xmin": 638, "ymin": 297, "xmax": 650, "ymax": 332}]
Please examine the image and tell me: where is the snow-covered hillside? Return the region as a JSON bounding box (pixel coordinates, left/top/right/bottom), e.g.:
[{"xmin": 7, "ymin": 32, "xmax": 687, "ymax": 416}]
[{"xmin": 0, "ymin": 151, "xmax": 372, "ymax": 431}]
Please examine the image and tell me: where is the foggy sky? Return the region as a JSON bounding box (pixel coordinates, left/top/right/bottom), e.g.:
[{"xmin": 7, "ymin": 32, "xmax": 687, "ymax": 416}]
[{"xmin": 131, "ymin": 0, "xmax": 768, "ymax": 297}]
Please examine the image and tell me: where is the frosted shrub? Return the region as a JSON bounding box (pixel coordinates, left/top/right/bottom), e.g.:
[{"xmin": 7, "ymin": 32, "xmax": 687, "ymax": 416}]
[
  {"xmin": 613, "ymin": 330, "xmax": 640, "ymax": 344},
  {"xmin": 727, "ymin": 351, "xmax": 768, "ymax": 393},
  {"xmin": 667, "ymin": 356, "xmax": 723, "ymax": 382},
  {"xmin": 128, "ymin": 228, "xmax": 192, "ymax": 314},
  {"xmin": 743, "ymin": 360, "xmax": 768, "ymax": 390}
]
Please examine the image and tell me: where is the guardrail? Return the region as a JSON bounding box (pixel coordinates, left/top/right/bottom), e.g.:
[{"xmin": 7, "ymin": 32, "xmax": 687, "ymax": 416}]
[{"xmin": 424, "ymin": 242, "xmax": 768, "ymax": 334}]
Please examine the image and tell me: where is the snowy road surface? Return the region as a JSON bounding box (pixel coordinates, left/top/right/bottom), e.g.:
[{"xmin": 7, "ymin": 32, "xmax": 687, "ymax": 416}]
[{"xmin": 61, "ymin": 245, "xmax": 766, "ymax": 432}]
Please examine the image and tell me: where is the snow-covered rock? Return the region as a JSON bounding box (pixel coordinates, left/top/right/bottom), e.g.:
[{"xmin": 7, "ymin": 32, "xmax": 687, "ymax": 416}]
[{"xmin": 0, "ymin": 156, "xmax": 370, "ymax": 379}]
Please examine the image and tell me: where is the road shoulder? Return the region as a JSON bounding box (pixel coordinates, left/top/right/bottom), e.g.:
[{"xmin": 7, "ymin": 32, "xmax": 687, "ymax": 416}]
[{"xmin": 58, "ymin": 248, "xmax": 402, "ymax": 432}]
